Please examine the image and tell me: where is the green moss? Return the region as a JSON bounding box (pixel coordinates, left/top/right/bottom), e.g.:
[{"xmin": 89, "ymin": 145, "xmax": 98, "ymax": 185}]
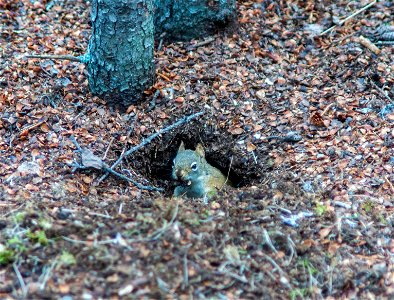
[
  {"xmin": 289, "ymin": 287, "xmax": 312, "ymax": 300},
  {"xmin": 298, "ymin": 258, "xmax": 318, "ymax": 275},
  {"xmin": 39, "ymin": 218, "xmax": 52, "ymax": 230},
  {"xmin": 314, "ymin": 203, "xmax": 327, "ymax": 216},
  {"xmin": 14, "ymin": 212, "xmax": 27, "ymax": 223},
  {"xmin": 59, "ymin": 251, "xmax": 76, "ymax": 266},
  {"xmin": 361, "ymin": 200, "xmax": 375, "ymax": 213},
  {"xmin": 0, "ymin": 244, "xmax": 15, "ymax": 265},
  {"xmin": 27, "ymin": 230, "xmax": 49, "ymax": 246},
  {"xmin": 7, "ymin": 236, "xmax": 26, "ymax": 253}
]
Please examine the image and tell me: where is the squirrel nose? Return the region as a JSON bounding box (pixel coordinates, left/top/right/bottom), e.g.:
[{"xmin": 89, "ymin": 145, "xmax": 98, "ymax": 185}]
[{"xmin": 176, "ymin": 170, "xmax": 186, "ymax": 180}]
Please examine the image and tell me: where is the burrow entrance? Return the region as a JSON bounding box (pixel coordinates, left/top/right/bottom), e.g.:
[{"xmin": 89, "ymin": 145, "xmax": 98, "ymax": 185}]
[{"xmin": 128, "ymin": 119, "xmax": 272, "ymax": 196}]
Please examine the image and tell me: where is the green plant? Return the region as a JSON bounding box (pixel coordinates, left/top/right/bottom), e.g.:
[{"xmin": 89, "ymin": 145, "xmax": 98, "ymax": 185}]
[
  {"xmin": 361, "ymin": 200, "xmax": 375, "ymax": 213},
  {"xmin": 289, "ymin": 287, "xmax": 311, "ymax": 300},
  {"xmin": 0, "ymin": 244, "xmax": 15, "ymax": 265},
  {"xmin": 7, "ymin": 236, "xmax": 26, "ymax": 253},
  {"xmin": 39, "ymin": 218, "xmax": 52, "ymax": 230},
  {"xmin": 314, "ymin": 203, "xmax": 327, "ymax": 216},
  {"xmin": 14, "ymin": 212, "xmax": 27, "ymax": 223},
  {"xmin": 27, "ymin": 230, "xmax": 49, "ymax": 246},
  {"xmin": 299, "ymin": 258, "xmax": 318, "ymax": 275},
  {"xmin": 59, "ymin": 251, "xmax": 76, "ymax": 266}
]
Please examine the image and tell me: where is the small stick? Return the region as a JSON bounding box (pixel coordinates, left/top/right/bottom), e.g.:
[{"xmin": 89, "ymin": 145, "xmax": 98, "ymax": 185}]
[
  {"xmin": 104, "ymin": 165, "xmax": 163, "ymax": 191},
  {"xmin": 25, "ymin": 54, "xmax": 83, "ymax": 62},
  {"xmin": 69, "ymin": 135, "xmax": 163, "ymax": 192},
  {"xmin": 187, "ymin": 37, "xmax": 215, "ymax": 50},
  {"xmin": 183, "ymin": 252, "xmax": 189, "ymax": 288},
  {"xmin": 99, "ymin": 111, "xmax": 204, "ymax": 183},
  {"xmin": 262, "ymin": 229, "xmax": 278, "ymax": 254},
  {"xmin": 150, "ymin": 201, "xmax": 179, "ymax": 241},
  {"xmin": 358, "ymin": 35, "xmax": 381, "ymax": 55},
  {"xmin": 320, "ymin": 0, "xmax": 377, "ymax": 36},
  {"xmin": 385, "ymin": 176, "xmax": 394, "ymax": 194},
  {"xmin": 19, "ymin": 118, "xmax": 47, "ymax": 137},
  {"xmin": 222, "ymin": 156, "xmax": 233, "ymax": 188},
  {"xmin": 156, "ymin": 72, "xmax": 171, "ymax": 82},
  {"xmin": 321, "ymin": 103, "xmax": 335, "ymax": 116},
  {"xmin": 39, "ymin": 260, "xmax": 57, "ymax": 291},
  {"xmin": 13, "ymin": 263, "xmax": 28, "ymax": 298},
  {"xmin": 103, "ymin": 137, "xmax": 115, "ymax": 160},
  {"xmin": 370, "ymin": 78, "xmax": 394, "ymax": 104}
]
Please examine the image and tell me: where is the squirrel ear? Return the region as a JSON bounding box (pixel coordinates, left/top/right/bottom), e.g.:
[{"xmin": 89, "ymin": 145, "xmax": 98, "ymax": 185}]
[
  {"xmin": 195, "ymin": 143, "xmax": 205, "ymax": 158},
  {"xmin": 178, "ymin": 141, "xmax": 185, "ymax": 152}
]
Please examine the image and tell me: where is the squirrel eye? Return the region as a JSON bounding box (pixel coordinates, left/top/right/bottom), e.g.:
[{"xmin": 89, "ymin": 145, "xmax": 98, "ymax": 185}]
[{"xmin": 191, "ymin": 162, "xmax": 198, "ymax": 171}]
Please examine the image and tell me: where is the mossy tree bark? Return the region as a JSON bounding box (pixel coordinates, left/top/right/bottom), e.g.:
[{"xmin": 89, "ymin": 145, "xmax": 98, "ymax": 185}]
[
  {"xmin": 155, "ymin": 0, "xmax": 236, "ymax": 41},
  {"xmin": 87, "ymin": 0, "xmax": 154, "ymax": 108}
]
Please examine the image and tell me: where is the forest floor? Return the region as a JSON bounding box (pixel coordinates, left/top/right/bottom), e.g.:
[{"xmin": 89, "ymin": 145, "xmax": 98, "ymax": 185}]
[{"xmin": 1, "ymin": 0, "xmax": 394, "ymax": 299}]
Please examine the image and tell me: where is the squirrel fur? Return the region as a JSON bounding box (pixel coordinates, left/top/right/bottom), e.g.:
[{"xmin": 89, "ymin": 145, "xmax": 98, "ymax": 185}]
[{"xmin": 172, "ymin": 141, "xmax": 230, "ymax": 199}]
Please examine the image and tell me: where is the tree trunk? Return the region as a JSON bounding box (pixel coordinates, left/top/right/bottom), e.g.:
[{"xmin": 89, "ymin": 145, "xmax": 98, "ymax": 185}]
[
  {"xmin": 87, "ymin": 0, "xmax": 155, "ymax": 108},
  {"xmin": 155, "ymin": 0, "xmax": 236, "ymax": 41}
]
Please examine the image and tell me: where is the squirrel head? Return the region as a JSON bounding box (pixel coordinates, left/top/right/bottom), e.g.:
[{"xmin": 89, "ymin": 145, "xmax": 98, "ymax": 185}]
[{"xmin": 172, "ymin": 141, "xmax": 206, "ymax": 184}]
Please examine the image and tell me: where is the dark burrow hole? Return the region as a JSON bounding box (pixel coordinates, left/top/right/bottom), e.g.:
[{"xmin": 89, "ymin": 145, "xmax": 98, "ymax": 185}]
[{"xmin": 129, "ymin": 120, "xmax": 270, "ymax": 196}]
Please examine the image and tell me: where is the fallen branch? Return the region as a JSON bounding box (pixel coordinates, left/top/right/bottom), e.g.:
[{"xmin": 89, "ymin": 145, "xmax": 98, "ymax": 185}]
[
  {"xmin": 69, "ymin": 135, "xmax": 163, "ymax": 192},
  {"xmin": 98, "ymin": 111, "xmax": 204, "ymax": 183},
  {"xmin": 25, "ymin": 54, "xmax": 84, "ymax": 63},
  {"xmin": 320, "ymin": 0, "xmax": 377, "ymax": 36}
]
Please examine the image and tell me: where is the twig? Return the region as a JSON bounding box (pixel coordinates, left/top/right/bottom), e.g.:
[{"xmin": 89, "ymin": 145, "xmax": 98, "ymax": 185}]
[
  {"xmin": 25, "ymin": 54, "xmax": 83, "ymax": 62},
  {"xmin": 39, "ymin": 260, "xmax": 57, "ymax": 291},
  {"xmin": 266, "ymin": 131, "xmax": 302, "ymax": 143},
  {"xmin": 262, "ymin": 229, "xmax": 278, "ymax": 254},
  {"xmin": 321, "ymin": 103, "xmax": 335, "ymax": 116},
  {"xmin": 62, "ymin": 236, "xmax": 91, "ymax": 245},
  {"xmin": 87, "ymin": 211, "xmax": 113, "ymax": 219},
  {"xmin": 13, "ymin": 263, "xmax": 28, "ymax": 298},
  {"xmin": 156, "ymin": 72, "xmax": 171, "ymax": 82},
  {"xmin": 99, "ymin": 111, "xmax": 204, "ymax": 182},
  {"xmin": 213, "ymin": 270, "xmax": 249, "ymax": 284},
  {"xmin": 19, "ymin": 119, "xmax": 46, "ymax": 137},
  {"xmin": 358, "ymin": 35, "xmax": 381, "ymax": 55},
  {"xmin": 376, "ymin": 41, "xmax": 394, "ymax": 46},
  {"xmin": 320, "ymin": 0, "xmax": 377, "ymax": 36},
  {"xmin": 104, "ymin": 166, "xmax": 163, "ymax": 191},
  {"xmin": 69, "ymin": 135, "xmax": 163, "ymax": 191},
  {"xmin": 385, "ymin": 176, "xmax": 394, "ymax": 194},
  {"xmin": 127, "ymin": 201, "xmax": 180, "ymax": 243},
  {"xmin": 261, "ymin": 252, "xmax": 286, "ymax": 277},
  {"xmin": 222, "ymin": 156, "xmax": 233, "ymax": 188},
  {"xmin": 251, "ymin": 151, "xmax": 258, "ymax": 164},
  {"xmin": 183, "ymin": 251, "xmax": 189, "ymax": 289},
  {"xmin": 150, "ymin": 201, "xmax": 179, "ymax": 240},
  {"xmin": 369, "ymin": 78, "xmax": 394, "ymax": 104},
  {"xmin": 103, "ymin": 137, "xmax": 115, "ymax": 160},
  {"xmin": 187, "ymin": 37, "xmax": 215, "ymax": 50},
  {"xmin": 285, "ymin": 236, "xmax": 297, "ymax": 266},
  {"xmin": 114, "ymin": 114, "xmax": 139, "ymax": 167},
  {"xmin": 2, "ymin": 203, "xmax": 25, "ymax": 218}
]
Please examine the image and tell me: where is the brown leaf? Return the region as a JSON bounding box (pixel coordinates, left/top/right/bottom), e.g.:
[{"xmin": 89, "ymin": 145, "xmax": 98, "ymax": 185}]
[
  {"xmin": 246, "ymin": 142, "xmax": 256, "ymax": 152},
  {"xmin": 310, "ymin": 111, "xmax": 325, "ymax": 127},
  {"xmin": 328, "ymin": 242, "xmax": 341, "ymax": 255},
  {"xmin": 319, "ymin": 226, "xmax": 333, "ymax": 239},
  {"xmin": 229, "ymin": 127, "xmax": 244, "ymax": 135}
]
